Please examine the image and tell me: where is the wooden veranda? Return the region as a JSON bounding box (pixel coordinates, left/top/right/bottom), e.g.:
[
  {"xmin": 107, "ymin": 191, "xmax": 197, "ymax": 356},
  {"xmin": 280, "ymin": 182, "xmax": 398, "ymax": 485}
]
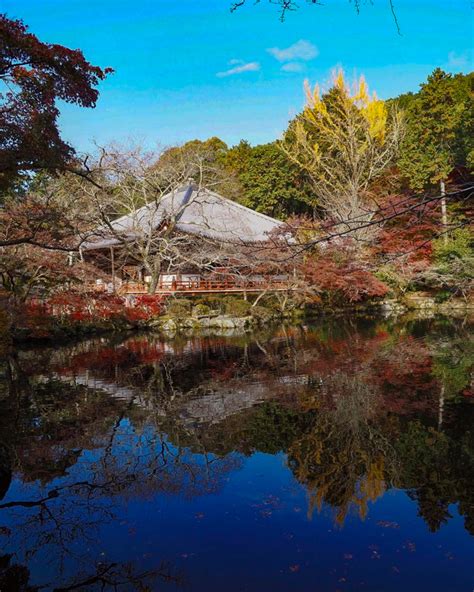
[
  {"xmin": 87, "ymin": 276, "xmax": 293, "ymax": 296},
  {"xmin": 122, "ymin": 278, "xmax": 291, "ymax": 295}
]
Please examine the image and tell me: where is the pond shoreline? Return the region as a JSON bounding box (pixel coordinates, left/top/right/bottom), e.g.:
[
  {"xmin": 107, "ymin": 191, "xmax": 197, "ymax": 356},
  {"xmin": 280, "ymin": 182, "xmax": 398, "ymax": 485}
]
[{"xmin": 4, "ymin": 292, "xmax": 473, "ymax": 346}]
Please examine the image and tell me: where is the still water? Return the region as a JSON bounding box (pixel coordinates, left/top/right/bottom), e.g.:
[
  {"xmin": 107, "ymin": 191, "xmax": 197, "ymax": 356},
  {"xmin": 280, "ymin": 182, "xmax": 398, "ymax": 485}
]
[{"xmin": 0, "ymin": 315, "xmax": 473, "ymax": 591}]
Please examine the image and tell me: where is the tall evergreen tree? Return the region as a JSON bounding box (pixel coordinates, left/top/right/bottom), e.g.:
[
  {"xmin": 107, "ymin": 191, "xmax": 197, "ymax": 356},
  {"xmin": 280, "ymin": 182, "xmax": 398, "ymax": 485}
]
[
  {"xmin": 398, "ymin": 69, "xmax": 473, "ymax": 237},
  {"xmin": 398, "ymin": 68, "xmax": 466, "ymax": 190}
]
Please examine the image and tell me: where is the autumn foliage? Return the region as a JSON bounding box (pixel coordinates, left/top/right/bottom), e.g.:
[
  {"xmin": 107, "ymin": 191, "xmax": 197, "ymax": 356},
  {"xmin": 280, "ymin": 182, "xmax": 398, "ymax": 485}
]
[
  {"xmin": 301, "ymin": 245, "xmax": 389, "ymax": 304},
  {"xmin": 16, "ymin": 292, "xmax": 163, "ymax": 338},
  {"xmin": 0, "ymin": 14, "xmax": 112, "ymax": 190}
]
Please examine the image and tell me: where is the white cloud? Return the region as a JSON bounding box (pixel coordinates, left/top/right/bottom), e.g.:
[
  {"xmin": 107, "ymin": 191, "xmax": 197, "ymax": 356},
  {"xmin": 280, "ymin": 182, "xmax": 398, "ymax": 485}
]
[
  {"xmin": 267, "ymin": 39, "xmax": 318, "ymax": 62},
  {"xmin": 281, "ymin": 62, "xmax": 304, "ymax": 73},
  {"xmin": 216, "ymin": 61, "xmax": 260, "ymax": 78},
  {"xmin": 447, "ymin": 51, "xmax": 469, "ymax": 69}
]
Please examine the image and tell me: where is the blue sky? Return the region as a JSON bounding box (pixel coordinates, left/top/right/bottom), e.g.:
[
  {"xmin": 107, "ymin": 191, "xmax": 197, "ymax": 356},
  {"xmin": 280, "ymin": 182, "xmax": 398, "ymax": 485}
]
[{"xmin": 3, "ymin": 0, "xmax": 473, "ymax": 153}]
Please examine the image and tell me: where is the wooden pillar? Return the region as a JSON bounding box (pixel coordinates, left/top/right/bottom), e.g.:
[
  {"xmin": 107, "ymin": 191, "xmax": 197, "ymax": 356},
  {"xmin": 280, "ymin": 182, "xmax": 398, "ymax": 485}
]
[{"xmin": 110, "ymin": 246, "xmax": 116, "ymax": 293}]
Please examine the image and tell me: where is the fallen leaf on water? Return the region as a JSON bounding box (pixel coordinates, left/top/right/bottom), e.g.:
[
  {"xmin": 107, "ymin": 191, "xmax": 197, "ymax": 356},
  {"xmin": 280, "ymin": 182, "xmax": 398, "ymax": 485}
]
[{"xmin": 377, "ymin": 520, "xmax": 400, "ymax": 529}]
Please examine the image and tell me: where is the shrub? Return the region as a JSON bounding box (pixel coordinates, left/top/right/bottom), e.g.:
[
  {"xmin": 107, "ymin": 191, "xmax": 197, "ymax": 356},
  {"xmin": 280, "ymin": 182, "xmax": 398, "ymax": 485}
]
[
  {"xmin": 433, "ymin": 227, "xmax": 473, "ymax": 264},
  {"xmin": 166, "ymin": 298, "xmax": 192, "ymax": 318},
  {"xmin": 375, "ymin": 265, "xmax": 411, "ymax": 295},
  {"xmin": 224, "ymin": 298, "xmax": 252, "ymax": 317},
  {"xmin": 250, "ymin": 305, "xmax": 274, "ymax": 323},
  {"xmin": 192, "ymin": 303, "xmax": 211, "ymax": 317},
  {"xmin": 192, "ymin": 295, "xmax": 225, "ymax": 313},
  {"xmin": 413, "ymin": 255, "xmax": 474, "ymax": 298}
]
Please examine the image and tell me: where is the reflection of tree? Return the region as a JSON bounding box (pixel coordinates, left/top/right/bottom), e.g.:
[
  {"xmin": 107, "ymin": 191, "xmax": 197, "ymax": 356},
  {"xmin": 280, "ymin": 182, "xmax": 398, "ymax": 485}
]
[
  {"xmin": 42, "ymin": 318, "xmax": 471, "ymax": 536},
  {"xmin": 287, "ymin": 373, "xmax": 397, "ymax": 525},
  {"xmin": 0, "ymin": 415, "xmax": 239, "ymax": 580},
  {"xmin": 0, "ymin": 554, "xmax": 39, "ymax": 592},
  {"xmin": 396, "ymin": 417, "xmax": 474, "ymax": 534},
  {"xmin": 0, "ymin": 371, "xmax": 132, "ymax": 484},
  {"xmin": 431, "ymin": 333, "xmax": 474, "ymax": 400},
  {"xmin": 0, "ymin": 350, "xmax": 239, "ymax": 590},
  {"xmin": 0, "ymin": 313, "xmax": 473, "ymax": 590},
  {"xmin": 0, "ymin": 553, "xmax": 180, "ymax": 592}
]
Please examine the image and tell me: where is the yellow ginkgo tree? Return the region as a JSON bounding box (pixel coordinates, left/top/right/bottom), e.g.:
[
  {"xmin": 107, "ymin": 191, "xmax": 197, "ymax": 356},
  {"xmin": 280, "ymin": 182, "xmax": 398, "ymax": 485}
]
[{"xmin": 282, "ymin": 69, "xmax": 403, "ymax": 237}]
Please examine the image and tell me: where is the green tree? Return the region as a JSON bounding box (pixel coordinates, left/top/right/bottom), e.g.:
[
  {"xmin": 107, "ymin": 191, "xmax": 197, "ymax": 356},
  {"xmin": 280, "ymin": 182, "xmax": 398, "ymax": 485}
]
[
  {"xmin": 154, "ymin": 137, "xmax": 241, "ymax": 200},
  {"xmin": 224, "ymin": 141, "xmax": 312, "ymax": 218},
  {"xmin": 398, "ymin": 69, "xmax": 473, "ymax": 238},
  {"xmin": 398, "ymin": 69, "xmax": 472, "ymax": 189}
]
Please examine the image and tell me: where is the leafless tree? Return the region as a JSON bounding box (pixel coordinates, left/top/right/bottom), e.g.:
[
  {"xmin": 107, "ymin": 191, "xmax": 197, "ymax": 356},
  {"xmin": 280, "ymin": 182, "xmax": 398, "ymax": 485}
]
[
  {"xmin": 230, "ymin": 0, "xmax": 401, "ymax": 32},
  {"xmin": 54, "ymin": 144, "xmax": 249, "ymax": 293}
]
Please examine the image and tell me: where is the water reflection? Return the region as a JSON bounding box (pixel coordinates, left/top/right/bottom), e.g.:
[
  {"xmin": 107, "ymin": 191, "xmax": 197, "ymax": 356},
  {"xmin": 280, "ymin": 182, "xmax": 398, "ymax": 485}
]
[{"xmin": 0, "ymin": 316, "xmax": 473, "ymax": 590}]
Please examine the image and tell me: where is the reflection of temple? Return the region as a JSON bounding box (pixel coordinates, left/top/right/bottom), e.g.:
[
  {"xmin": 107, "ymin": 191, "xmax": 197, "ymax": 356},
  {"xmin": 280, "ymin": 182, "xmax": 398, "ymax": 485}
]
[
  {"xmin": 51, "ymin": 362, "xmax": 297, "ymax": 425},
  {"xmin": 3, "ymin": 318, "xmax": 474, "ymax": 538}
]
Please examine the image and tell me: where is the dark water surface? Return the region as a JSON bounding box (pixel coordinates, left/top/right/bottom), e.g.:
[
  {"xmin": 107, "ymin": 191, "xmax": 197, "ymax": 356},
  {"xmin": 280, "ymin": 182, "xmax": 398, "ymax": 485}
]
[{"xmin": 0, "ymin": 315, "xmax": 473, "ymax": 591}]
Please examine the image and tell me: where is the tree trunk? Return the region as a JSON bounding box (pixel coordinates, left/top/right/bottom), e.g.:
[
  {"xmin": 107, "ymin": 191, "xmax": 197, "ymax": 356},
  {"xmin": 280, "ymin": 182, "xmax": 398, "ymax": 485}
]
[
  {"xmin": 440, "ymin": 180, "xmax": 448, "ymax": 245},
  {"xmin": 438, "ymin": 384, "xmax": 445, "ymax": 431},
  {"xmin": 148, "ymin": 259, "xmax": 161, "ymax": 294},
  {"xmin": 148, "ymin": 273, "xmax": 159, "ymax": 294}
]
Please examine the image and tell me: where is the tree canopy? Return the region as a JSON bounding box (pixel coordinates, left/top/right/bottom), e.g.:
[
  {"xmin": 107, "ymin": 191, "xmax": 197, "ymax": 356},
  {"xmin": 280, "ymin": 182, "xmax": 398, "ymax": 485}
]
[
  {"xmin": 397, "ymin": 69, "xmax": 474, "ymax": 190},
  {"xmin": 224, "ymin": 140, "xmax": 313, "ymax": 218},
  {"xmin": 282, "ymin": 69, "xmax": 402, "ymax": 226},
  {"xmin": 0, "ymin": 14, "xmax": 112, "ymax": 191}
]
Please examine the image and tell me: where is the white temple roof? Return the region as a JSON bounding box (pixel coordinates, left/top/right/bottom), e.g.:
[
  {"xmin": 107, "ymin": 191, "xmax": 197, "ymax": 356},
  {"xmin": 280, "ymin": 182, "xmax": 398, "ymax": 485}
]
[{"xmin": 82, "ymin": 185, "xmax": 285, "ymax": 250}]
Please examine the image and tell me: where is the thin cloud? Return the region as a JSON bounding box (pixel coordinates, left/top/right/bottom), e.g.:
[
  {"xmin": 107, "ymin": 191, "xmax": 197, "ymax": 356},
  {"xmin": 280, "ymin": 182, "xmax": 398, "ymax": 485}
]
[
  {"xmin": 216, "ymin": 61, "xmax": 260, "ymax": 78},
  {"xmin": 447, "ymin": 51, "xmax": 469, "ymax": 69},
  {"xmin": 281, "ymin": 62, "xmax": 304, "ymax": 73},
  {"xmin": 267, "ymin": 40, "xmax": 318, "ymax": 62}
]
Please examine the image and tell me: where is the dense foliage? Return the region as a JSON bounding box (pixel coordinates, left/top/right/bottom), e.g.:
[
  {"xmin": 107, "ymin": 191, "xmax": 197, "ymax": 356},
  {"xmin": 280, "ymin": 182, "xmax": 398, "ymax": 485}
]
[
  {"xmin": 224, "ymin": 140, "xmax": 313, "ymax": 217},
  {"xmin": 0, "ymin": 14, "xmax": 111, "ymax": 191},
  {"xmin": 397, "ymin": 69, "xmax": 474, "ymax": 190}
]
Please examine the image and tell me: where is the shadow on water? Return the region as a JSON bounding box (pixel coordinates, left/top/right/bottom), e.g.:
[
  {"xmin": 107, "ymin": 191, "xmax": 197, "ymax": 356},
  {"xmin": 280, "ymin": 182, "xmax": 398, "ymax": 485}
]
[{"xmin": 0, "ymin": 314, "xmax": 473, "ymax": 591}]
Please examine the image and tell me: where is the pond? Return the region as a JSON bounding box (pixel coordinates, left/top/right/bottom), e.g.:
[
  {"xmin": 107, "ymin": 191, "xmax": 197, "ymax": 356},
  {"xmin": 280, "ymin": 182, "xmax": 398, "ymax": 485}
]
[{"xmin": 0, "ymin": 315, "xmax": 473, "ymax": 591}]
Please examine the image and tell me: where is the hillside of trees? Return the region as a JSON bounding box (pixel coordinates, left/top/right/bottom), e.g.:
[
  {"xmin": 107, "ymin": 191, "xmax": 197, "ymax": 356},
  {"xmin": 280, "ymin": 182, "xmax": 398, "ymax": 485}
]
[{"xmin": 158, "ymin": 69, "xmax": 472, "ymax": 221}]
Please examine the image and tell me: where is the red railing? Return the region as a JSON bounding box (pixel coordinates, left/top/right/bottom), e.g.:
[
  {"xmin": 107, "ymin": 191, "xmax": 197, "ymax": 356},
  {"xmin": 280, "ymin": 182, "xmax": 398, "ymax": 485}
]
[{"xmin": 119, "ymin": 277, "xmax": 290, "ymax": 295}]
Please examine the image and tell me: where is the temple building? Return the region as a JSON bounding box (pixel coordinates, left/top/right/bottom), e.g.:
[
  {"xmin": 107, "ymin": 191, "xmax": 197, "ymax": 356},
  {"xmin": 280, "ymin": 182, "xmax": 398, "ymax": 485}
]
[{"xmin": 81, "ymin": 183, "xmax": 290, "ymax": 294}]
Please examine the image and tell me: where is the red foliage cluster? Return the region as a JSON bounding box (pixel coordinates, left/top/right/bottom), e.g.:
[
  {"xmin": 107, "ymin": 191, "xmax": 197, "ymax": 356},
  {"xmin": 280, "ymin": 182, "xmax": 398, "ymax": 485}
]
[
  {"xmin": 302, "ymin": 247, "xmax": 388, "ymax": 303},
  {"xmin": 125, "ymin": 295, "xmax": 163, "ymax": 321},
  {"xmin": 59, "ymin": 347, "xmax": 139, "ymax": 374},
  {"xmin": 0, "ymin": 14, "xmax": 112, "ymax": 189},
  {"xmin": 21, "ymin": 292, "xmax": 163, "ymax": 335},
  {"xmin": 372, "ymin": 194, "xmax": 439, "ymax": 266}
]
